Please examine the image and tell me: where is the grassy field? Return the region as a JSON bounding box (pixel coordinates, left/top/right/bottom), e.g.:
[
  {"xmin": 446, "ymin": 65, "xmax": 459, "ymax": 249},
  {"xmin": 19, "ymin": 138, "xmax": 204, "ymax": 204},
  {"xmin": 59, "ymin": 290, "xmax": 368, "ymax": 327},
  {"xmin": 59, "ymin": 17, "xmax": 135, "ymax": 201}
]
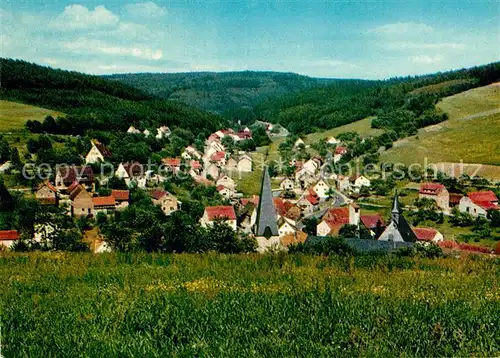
[
  {"xmin": 380, "ymin": 84, "xmax": 500, "ymax": 173},
  {"xmin": 0, "ymin": 252, "xmax": 498, "ymax": 356},
  {"xmin": 305, "ymin": 117, "xmax": 382, "ymax": 144},
  {"xmin": 232, "ymin": 152, "xmax": 266, "ymax": 195},
  {"xmin": 0, "ymin": 100, "xmax": 64, "ymax": 132}
]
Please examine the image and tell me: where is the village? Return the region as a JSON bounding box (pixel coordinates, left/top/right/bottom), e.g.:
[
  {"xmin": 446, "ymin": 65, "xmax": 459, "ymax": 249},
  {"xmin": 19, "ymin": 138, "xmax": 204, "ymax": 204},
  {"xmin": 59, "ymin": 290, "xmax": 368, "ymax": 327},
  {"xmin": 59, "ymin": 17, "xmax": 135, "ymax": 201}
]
[{"xmin": 1, "ymin": 120, "xmax": 499, "ymax": 255}]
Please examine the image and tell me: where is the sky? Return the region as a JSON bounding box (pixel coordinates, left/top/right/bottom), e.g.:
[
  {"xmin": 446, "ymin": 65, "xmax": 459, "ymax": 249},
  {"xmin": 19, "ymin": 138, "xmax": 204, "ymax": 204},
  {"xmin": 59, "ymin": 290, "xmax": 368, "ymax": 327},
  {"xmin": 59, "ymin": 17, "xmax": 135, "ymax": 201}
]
[{"xmin": 1, "ymin": 0, "xmax": 499, "ymax": 79}]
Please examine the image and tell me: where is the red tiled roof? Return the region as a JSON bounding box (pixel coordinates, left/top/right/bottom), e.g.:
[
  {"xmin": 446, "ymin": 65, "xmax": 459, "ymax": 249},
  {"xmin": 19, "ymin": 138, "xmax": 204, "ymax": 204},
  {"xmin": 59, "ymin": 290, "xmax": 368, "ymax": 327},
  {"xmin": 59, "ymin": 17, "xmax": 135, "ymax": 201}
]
[
  {"xmin": 335, "ymin": 146, "xmax": 347, "ymax": 155},
  {"xmin": 69, "ymin": 185, "xmax": 85, "ymax": 201},
  {"xmin": 208, "ymin": 134, "xmax": 220, "ymax": 141},
  {"xmin": 67, "ymin": 181, "xmax": 79, "ymax": 193},
  {"xmin": 111, "ymin": 190, "xmax": 129, "ymax": 201},
  {"xmin": 57, "ymin": 166, "xmax": 94, "ymax": 185},
  {"xmin": 41, "ymin": 181, "xmax": 57, "ymax": 192},
  {"xmin": 438, "ymin": 240, "xmax": 460, "ymax": 249},
  {"xmin": 240, "ymin": 196, "xmax": 259, "ymax": 206},
  {"xmin": 360, "ymin": 214, "xmax": 385, "ymax": 229},
  {"xmin": 150, "ymin": 190, "xmax": 168, "ymax": 200},
  {"xmin": 468, "ymin": 191, "xmax": 498, "ymax": 204},
  {"xmin": 92, "ymin": 196, "xmax": 116, "ymax": 207},
  {"xmin": 323, "ymin": 207, "xmax": 349, "ymax": 224},
  {"xmin": 162, "ymin": 158, "xmax": 181, "ymax": 167},
  {"xmin": 211, "ymin": 151, "xmax": 226, "ymax": 162},
  {"xmin": 216, "ymin": 185, "xmax": 226, "ymax": 191},
  {"xmin": 413, "ymin": 228, "xmax": 438, "ymax": 242},
  {"xmin": 306, "ymin": 194, "xmax": 320, "ymax": 205},
  {"xmin": 0, "ymin": 230, "xmax": 19, "ymax": 240},
  {"xmin": 190, "ymin": 160, "xmax": 201, "ymax": 169},
  {"xmin": 449, "ymin": 193, "xmax": 463, "ymax": 204},
  {"xmin": 419, "ymin": 183, "xmax": 445, "ymax": 195},
  {"xmin": 93, "ymin": 140, "xmax": 112, "ymax": 157},
  {"xmin": 205, "ymin": 206, "xmax": 236, "ymax": 221}
]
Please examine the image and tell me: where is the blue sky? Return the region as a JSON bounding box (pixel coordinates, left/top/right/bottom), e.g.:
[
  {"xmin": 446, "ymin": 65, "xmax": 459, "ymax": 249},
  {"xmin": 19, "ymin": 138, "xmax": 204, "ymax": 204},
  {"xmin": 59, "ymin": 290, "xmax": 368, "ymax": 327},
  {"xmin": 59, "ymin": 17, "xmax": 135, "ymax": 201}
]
[{"xmin": 1, "ymin": 0, "xmax": 499, "ymax": 79}]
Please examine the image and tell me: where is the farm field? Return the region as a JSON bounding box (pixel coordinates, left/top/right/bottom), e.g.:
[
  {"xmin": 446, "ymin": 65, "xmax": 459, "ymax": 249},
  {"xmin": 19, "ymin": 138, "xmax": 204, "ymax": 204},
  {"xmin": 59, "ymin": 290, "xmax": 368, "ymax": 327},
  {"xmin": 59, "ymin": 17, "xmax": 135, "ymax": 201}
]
[
  {"xmin": 380, "ymin": 84, "xmax": 500, "ymax": 172},
  {"xmin": 305, "ymin": 117, "xmax": 382, "ymax": 144},
  {"xmin": 1, "ymin": 253, "xmax": 498, "ymax": 357},
  {"xmin": 0, "ymin": 100, "xmax": 64, "ymax": 131}
]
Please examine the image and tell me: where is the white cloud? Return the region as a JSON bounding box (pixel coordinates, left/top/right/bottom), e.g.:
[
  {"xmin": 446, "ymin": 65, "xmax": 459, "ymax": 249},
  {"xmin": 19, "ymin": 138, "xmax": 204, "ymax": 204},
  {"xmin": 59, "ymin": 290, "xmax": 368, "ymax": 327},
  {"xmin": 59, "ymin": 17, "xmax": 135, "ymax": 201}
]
[
  {"xmin": 369, "ymin": 22, "xmax": 433, "ymax": 35},
  {"xmin": 125, "ymin": 2, "xmax": 166, "ymax": 18},
  {"xmin": 52, "ymin": 5, "xmax": 119, "ymax": 30},
  {"xmin": 411, "ymin": 55, "xmax": 444, "ymax": 64},
  {"xmin": 64, "ymin": 39, "xmax": 163, "ymax": 60}
]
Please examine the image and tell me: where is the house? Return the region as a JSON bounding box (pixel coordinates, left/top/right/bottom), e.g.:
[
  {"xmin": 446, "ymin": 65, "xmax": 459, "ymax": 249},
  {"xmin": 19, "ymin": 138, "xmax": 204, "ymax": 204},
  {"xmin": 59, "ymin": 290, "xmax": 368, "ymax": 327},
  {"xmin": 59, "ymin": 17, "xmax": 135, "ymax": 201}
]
[
  {"xmin": 413, "ymin": 228, "xmax": 444, "ymax": 243},
  {"xmin": 161, "ymin": 158, "xmax": 182, "ymax": 175},
  {"xmin": 337, "ymin": 175, "xmax": 351, "ymax": 192},
  {"xmin": 205, "ymin": 163, "xmax": 220, "ymax": 180},
  {"xmin": 200, "ymin": 206, "xmax": 237, "ymax": 231},
  {"xmin": 334, "ymin": 146, "xmax": 348, "ymax": 163},
  {"xmin": 459, "ymin": 191, "xmax": 499, "ymax": 217},
  {"xmin": 297, "ymin": 189, "xmax": 320, "ymax": 214},
  {"xmin": 35, "ymin": 181, "xmax": 58, "ymax": 205},
  {"xmin": 92, "ymin": 196, "xmax": 116, "ymax": 216},
  {"xmin": 189, "ymin": 160, "xmax": 202, "ymax": 177},
  {"xmin": 237, "ymin": 155, "xmax": 252, "ymax": 172},
  {"xmin": 294, "ymin": 138, "xmax": 305, "ymax": 148},
  {"xmin": 295, "ymin": 168, "xmax": 317, "ymax": 189},
  {"xmin": 143, "ymin": 129, "xmax": 151, "ymax": 137},
  {"xmin": 280, "ymin": 178, "xmax": 295, "ymax": 191},
  {"xmin": 210, "ymin": 151, "xmax": 226, "ymax": 166},
  {"xmin": 419, "ymin": 183, "xmax": 449, "ymax": 211},
  {"xmin": 302, "ymin": 158, "xmax": 319, "ymax": 174},
  {"xmin": 111, "ymin": 190, "xmax": 129, "ymax": 210},
  {"xmin": 317, "ymin": 204, "xmax": 360, "ymax": 236},
  {"xmin": 55, "ymin": 166, "xmax": 94, "ymax": 192},
  {"xmin": 278, "ymin": 216, "xmax": 297, "ymax": 237},
  {"xmin": 349, "ymin": 174, "xmax": 371, "ymax": 192},
  {"xmin": 225, "ymin": 157, "xmax": 238, "ymax": 172},
  {"xmin": 85, "ymin": 139, "xmax": 112, "ymax": 164},
  {"xmin": 127, "ymin": 126, "xmax": 141, "ymax": 134},
  {"xmin": 155, "ymin": 126, "xmax": 171, "ymax": 139},
  {"xmin": 216, "ymin": 185, "xmax": 234, "ymax": 199},
  {"xmin": 378, "ymin": 193, "xmax": 417, "ymax": 242},
  {"xmin": 253, "ymin": 166, "xmax": 280, "ymax": 252},
  {"xmin": 237, "ymin": 130, "xmax": 252, "ymax": 140},
  {"xmin": 69, "ymin": 185, "xmax": 94, "ymax": 217},
  {"xmin": 237, "ymin": 200, "xmax": 258, "ymax": 234},
  {"xmin": 150, "ymin": 190, "xmax": 178, "ymax": 216},
  {"xmin": 216, "ymin": 175, "xmax": 236, "ymax": 190},
  {"xmin": 360, "ymin": 214, "xmax": 386, "ymax": 238},
  {"xmin": 115, "ymin": 162, "xmax": 145, "ymax": 187},
  {"xmin": 449, "ymin": 193, "xmax": 463, "ymax": 208},
  {"xmin": 326, "ymin": 137, "xmax": 339, "ymax": 145},
  {"xmin": 312, "ymin": 180, "xmax": 330, "ymax": 200},
  {"xmin": 0, "ymin": 230, "xmax": 19, "ymax": 249}
]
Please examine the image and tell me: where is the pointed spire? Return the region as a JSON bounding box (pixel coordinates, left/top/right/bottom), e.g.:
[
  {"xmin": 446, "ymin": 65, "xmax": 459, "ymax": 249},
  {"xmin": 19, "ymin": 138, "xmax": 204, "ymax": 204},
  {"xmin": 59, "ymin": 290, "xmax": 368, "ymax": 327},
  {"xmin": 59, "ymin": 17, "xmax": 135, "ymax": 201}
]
[
  {"xmin": 254, "ymin": 165, "xmax": 279, "ymax": 238},
  {"xmin": 391, "ymin": 190, "xmax": 400, "ymax": 225}
]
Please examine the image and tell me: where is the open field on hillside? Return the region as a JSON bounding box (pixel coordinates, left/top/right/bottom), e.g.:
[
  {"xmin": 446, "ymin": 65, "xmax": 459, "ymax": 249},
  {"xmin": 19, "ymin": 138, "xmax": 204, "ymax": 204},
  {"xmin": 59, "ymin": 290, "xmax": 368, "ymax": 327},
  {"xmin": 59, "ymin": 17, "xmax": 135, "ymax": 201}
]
[
  {"xmin": 0, "ymin": 100, "xmax": 64, "ymax": 131},
  {"xmin": 305, "ymin": 117, "xmax": 382, "ymax": 144},
  {"xmin": 1, "ymin": 253, "xmax": 498, "ymax": 357},
  {"xmin": 381, "ymin": 84, "xmax": 500, "ymax": 174},
  {"xmin": 232, "ymin": 152, "xmax": 266, "ymax": 195}
]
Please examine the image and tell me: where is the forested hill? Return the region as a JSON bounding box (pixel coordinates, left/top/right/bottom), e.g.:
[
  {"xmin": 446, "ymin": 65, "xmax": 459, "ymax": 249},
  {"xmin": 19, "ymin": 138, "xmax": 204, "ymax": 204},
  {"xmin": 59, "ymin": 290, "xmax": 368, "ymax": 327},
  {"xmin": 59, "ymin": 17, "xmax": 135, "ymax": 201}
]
[
  {"xmin": 106, "ymin": 71, "xmax": 355, "ymax": 114},
  {"xmin": 0, "ymin": 59, "xmax": 227, "ymax": 136},
  {"xmin": 253, "ymin": 62, "xmax": 500, "ymax": 134}
]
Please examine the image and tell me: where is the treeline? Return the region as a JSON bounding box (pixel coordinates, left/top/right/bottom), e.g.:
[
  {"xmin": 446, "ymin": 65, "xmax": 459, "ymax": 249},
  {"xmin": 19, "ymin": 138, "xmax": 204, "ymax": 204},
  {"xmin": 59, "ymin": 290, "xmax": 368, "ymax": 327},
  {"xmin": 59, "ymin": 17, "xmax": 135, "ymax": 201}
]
[
  {"xmin": 254, "ymin": 62, "xmax": 500, "ymax": 135},
  {"xmin": 0, "ymin": 59, "xmax": 227, "ymax": 136},
  {"xmin": 107, "ymin": 71, "xmax": 342, "ymax": 113}
]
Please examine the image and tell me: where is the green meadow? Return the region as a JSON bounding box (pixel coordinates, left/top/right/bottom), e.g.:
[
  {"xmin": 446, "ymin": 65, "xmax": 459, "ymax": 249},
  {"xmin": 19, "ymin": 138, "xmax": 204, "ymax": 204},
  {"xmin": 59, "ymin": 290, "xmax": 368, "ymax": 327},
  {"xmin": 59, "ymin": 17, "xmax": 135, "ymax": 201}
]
[{"xmin": 1, "ymin": 252, "xmax": 498, "ymax": 357}]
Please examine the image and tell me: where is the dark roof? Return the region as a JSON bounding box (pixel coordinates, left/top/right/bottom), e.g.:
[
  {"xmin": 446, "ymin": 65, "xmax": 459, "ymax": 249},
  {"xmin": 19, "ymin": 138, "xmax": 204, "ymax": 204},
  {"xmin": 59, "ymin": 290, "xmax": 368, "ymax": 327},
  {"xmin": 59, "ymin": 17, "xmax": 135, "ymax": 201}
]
[
  {"xmin": 93, "ymin": 140, "xmax": 112, "ymax": 157},
  {"xmin": 254, "ymin": 166, "xmax": 279, "ymax": 237},
  {"xmin": 57, "ymin": 166, "xmax": 94, "ymax": 185},
  {"xmin": 391, "ymin": 192, "xmax": 418, "ymax": 242},
  {"xmin": 122, "ymin": 162, "xmax": 144, "ymax": 177}
]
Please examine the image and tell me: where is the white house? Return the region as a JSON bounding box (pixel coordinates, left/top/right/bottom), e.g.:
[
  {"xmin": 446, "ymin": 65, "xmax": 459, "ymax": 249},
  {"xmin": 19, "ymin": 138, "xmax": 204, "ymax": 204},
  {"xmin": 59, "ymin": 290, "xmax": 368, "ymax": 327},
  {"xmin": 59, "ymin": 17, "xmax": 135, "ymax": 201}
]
[
  {"xmin": 326, "ymin": 137, "xmax": 339, "ymax": 145},
  {"xmin": 278, "ymin": 217, "xmax": 297, "ymax": 237},
  {"xmin": 155, "ymin": 126, "xmax": 171, "ymax": 139},
  {"xmin": 459, "ymin": 191, "xmax": 498, "ymax": 217},
  {"xmin": 302, "ymin": 159, "xmax": 319, "ymax": 174},
  {"xmin": 280, "ymin": 178, "xmax": 295, "ymax": 191},
  {"xmin": 200, "ymin": 206, "xmax": 237, "ymax": 231},
  {"xmin": 150, "ymin": 190, "xmax": 178, "ymax": 216},
  {"xmin": 294, "ymin": 138, "xmax": 305, "ymax": 148},
  {"xmin": 216, "ymin": 175, "xmax": 236, "ymax": 190},
  {"xmin": 143, "ymin": 129, "xmax": 151, "ymax": 137},
  {"xmin": 115, "ymin": 162, "xmax": 145, "ymax": 187},
  {"xmin": 0, "ymin": 230, "xmax": 19, "ymax": 249},
  {"xmin": 312, "ymin": 179, "xmax": 330, "ymax": 200},
  {"xmin": 414, "ymin": 228, "xmax": 444, "ymax": 243},
  {"xmin": 217, "ymin": 185, "xmax": 234, "ymax": 199},
  {"xmin": 85, "ymin": 140, "xmax": 111, "ymax": 164},
  {"xmin": 350, "ymin": 174, "xmax": 371, "ymax": 192},
  {"xmin": 237, "ymin": 155, "xmax": 252, "ymax": 172},
  {"xmin": 334, "ymin": 146, "xmax": 348, "ymax": 163},
  {"xmin": 127, "ymin": 126, "xmax": 141, "ymax": 134}
]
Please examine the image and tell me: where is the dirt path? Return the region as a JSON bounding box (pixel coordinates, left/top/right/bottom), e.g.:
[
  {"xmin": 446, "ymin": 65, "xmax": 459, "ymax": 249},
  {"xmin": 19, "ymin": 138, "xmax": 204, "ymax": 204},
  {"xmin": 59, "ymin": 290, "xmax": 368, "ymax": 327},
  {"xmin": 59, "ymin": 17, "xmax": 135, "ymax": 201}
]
[{"xmin": 459, "ymin": 108, "xmax": 500, "ymax": 121}]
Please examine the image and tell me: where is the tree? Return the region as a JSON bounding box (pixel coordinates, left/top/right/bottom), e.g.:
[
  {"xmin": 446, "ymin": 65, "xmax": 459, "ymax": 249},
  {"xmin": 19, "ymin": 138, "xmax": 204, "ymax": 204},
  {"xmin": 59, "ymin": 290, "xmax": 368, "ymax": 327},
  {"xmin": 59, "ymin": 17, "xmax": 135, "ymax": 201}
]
[
  {"xmin": 0, "ymin": 179, "xmax": 15, "ymax": 212},
  {"xmin": 9, "ymin": 147, "xmax": 21, "ymax": 167},
  {"xmin": 302, "ymin": 217, "xmax": 318, "ymax": 236},
  {"xmin": 487, "ymin": 209, "xmax": 500, "ymax": 227},
  {"xmin": 207, "ymin": 220, "xmax": 241, "ymax": 253},
  {"xmin": 339, "ymin": 224, "xmax": 358, "ymax": 238},
  {"xmin": 103, "ymin": 221, "xmax": 136, "ymax": 252}
]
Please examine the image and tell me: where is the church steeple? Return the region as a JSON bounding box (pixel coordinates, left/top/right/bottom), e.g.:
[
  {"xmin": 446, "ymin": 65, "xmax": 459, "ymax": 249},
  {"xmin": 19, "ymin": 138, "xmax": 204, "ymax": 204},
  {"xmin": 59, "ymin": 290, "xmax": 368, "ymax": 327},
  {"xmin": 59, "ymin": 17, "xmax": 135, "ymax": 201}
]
[
  {"xmin": 254, "ymin": 165, "xmax": 279, "ymax": 238},
  {"xmin": 391, "ymin": 190, "xmax": 400, "ymax": 225}
]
